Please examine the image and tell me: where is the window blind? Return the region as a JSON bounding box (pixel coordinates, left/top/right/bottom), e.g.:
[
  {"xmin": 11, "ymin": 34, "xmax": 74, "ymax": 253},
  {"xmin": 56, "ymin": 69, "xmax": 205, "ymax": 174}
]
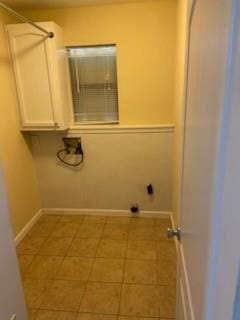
[{"xmin": 68, "ymin": 45, "xmax": 119, "ymax": 123}]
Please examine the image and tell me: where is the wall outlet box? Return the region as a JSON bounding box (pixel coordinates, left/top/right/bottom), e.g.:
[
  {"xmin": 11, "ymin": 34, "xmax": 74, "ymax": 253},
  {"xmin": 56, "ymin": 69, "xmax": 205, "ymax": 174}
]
[{"xmin": 130, "ymin": 204, "xmax": 139, "ymax": 215}]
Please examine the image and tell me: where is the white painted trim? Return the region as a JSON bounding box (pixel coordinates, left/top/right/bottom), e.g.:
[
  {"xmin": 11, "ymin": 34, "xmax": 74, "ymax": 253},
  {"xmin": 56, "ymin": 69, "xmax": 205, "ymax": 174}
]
[
  {"xmin": 68, "ymin": 124, "xmax": 175, "ymax": 134},
  {"xmin": 42, "ymin": 208, "xmax": 172, "ymax": 218},
  {"xmin": 179, "ymin": 280, "xmax": 188, "ymax": 320},
  {"xmin": 169, "ymin": 210, "xmax": 179, "ymax": 320},
  {"xmin": 14, "ymin": 209, "xmax": 42, "ymax": 245},
  {"xmin": 179, "ymin": 245, "xmax": 196, "ymax": 320},
  {"xmin": 14, "ymin": 207, "xmax": 172, "ymax": 246}
]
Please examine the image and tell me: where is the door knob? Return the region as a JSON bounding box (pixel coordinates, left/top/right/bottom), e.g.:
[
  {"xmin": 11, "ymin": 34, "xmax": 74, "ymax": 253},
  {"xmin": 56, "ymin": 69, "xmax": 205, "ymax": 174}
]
[{"xmin": 167, "ymin": 227, "xmax": 181, "ymax": 240}]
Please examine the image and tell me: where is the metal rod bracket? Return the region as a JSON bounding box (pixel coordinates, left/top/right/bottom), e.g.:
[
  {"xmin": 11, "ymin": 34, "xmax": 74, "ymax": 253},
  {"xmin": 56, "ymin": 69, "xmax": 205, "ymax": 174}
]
[{"xmin": 0, "ymin": 2, "xmax": 54, "ymax": 38}]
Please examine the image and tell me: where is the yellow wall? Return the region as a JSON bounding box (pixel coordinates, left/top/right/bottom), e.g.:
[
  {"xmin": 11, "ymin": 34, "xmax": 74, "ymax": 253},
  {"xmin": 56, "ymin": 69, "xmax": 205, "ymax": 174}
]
[
  {"xmin": 23, "ymin": 0, "xmax": 177, "ymax": 125},
  {"xmin": 0, "ymin": 11, "xmax": 41, "ymax": 236},
  {"xmin": 172, "ymin": 0, "xmax": 188, "ymax": 223}
]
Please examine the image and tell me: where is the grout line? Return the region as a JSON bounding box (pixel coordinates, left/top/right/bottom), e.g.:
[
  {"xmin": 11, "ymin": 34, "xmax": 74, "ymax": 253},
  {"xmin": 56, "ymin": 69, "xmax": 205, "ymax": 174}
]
[
  {"xmin": 155, "ymin": 218, "xmax": 161, "ymax": 288},
  {"xmin": 36, "ymin": 219, "xmax": 77, "ymax": 308},
  {"xmin": 155, "ymin": 217, "xmax": 162, "ymax": 317},
  {"xmin": 35, "ymin": 307, "xmax": 166, "ymax": 319},
  {"xmin": 26, "ymin": 279, "xmax": 174, "ymax": 287},
  {"xmin": 78, "ymin": 216, "xmax": 108, "ymax": 313},
  {"xmin": 116, "ymin": 216, "xmax": 131, "ymax": 316}
]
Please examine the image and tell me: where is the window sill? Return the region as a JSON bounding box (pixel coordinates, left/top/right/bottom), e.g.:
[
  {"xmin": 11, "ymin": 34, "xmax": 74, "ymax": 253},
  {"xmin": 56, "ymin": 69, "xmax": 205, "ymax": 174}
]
[
  {"xmin": 68, "ymin": 123, "xmax": 175, "ymax": 134},
  {"xmin": 74, "ymin": 121, "xmax": 119, "ymax": 125}
]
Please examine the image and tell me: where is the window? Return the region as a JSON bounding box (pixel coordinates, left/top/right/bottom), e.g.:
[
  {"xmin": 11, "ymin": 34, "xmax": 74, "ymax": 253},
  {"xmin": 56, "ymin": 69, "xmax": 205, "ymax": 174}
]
[{"xmin": 68, "ymin": 45, "xmax": 119, "ymax": 124}]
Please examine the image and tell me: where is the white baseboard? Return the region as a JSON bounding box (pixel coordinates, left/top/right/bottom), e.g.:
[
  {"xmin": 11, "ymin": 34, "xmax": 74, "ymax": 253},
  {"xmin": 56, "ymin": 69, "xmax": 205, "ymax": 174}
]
[
  {"xmin": 42, "ymin": 208, "xmax": 172, "ymax": 219},
  {"xmin": 14, "ymin": 209, "xmax": 42, "ymax": 245},
  {"xmin": 14, "ymin": 208, "xmax": 174, "ymax": 246}
]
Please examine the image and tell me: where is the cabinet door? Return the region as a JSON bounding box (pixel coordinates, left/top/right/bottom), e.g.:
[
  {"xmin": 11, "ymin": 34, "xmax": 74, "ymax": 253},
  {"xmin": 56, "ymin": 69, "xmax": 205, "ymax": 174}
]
[{"xmin": 7, "ymin": 25, "xmax": 57, "ymax": 129}]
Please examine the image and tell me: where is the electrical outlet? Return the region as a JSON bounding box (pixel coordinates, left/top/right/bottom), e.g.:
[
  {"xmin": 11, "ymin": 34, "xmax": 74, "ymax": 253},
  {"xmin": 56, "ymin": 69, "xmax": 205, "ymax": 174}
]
[{"xmin": 10, "ymin": 314, "xmax": 16, "ymax": 320}]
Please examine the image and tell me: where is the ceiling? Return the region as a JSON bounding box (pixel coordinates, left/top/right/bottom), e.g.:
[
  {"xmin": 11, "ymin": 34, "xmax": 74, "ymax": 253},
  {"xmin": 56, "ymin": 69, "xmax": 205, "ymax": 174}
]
[{"xmin": 2, "ymin": 0, "xmax": 144, "ymax": 9}]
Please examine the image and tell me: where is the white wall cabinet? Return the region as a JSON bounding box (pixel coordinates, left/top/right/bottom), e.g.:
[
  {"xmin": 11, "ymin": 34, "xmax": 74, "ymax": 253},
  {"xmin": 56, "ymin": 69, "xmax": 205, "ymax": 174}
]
[{"xmin": 6, "ymin": 22, "xmax": 73, "ymax": 131}]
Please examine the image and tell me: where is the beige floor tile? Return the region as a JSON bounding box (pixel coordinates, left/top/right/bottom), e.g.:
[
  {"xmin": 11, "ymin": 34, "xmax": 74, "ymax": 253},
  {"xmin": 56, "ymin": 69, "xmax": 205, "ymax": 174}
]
[
  {"xmin": 127, "ymin": 241, "xmax": 157, "ymax": 260},
  {"xmin": 96, "ymin": 239, "xmax": 127, "ymax": 258},
  {"xmin": 106, "ymin": 216, "xmax": 131, "ymax": 225},
  {"xmin": 26, "ymin": 255, "xmax": 63, "ymax": 280},
  {"xmin": 155, "ymin": 218, "xmax": 172, "ymax": 242},
  {"xmin": 60, "ymin": 215, "xmax": 85, "ymax": 223},
  {"xmin": 118, "ymin": 317, "xmax": 158, "ymax": 320},
  {"xmin": 78, "ymin": 314, "xmax": 117, "ymax": 320},
  {"xmin": 89, "ymin": 258, "xmax": 124, "ymax": 283},
  {"xmin": 80, "ymin": 282, "xmax": 121, "ymax": 314},
  {"xmin": 76, "ymin": 223, "xmax": 104, "ymax": 238},
  {"xmin": 39, "ymin": 214, "xmax": 61, "ymax": 222},
  {"xmin": 124, "ymin": 259, "xmax": 158, "ymax": 284},
  {"xmin": 157, "ymin": 242, "xmax": 177, "ymax": 263},
  {"xmin": 67, "ymin": 238, "xmax": 99, "ymax": 257},
  {"xmin": 36, "ymin": 310, "xmax": 78, "ymax": 320},
  {"xmin": 17, "ymin": 237, "xmax": 46, "ymax": 255},
  {"xmin": 57, "ymin": 257, "xmax": 93, "ymax": 281},
  {"xmin": 39, "ymin": 237, "xmax": 73, "ymax": 256},
  {"xmin": 155, "ymin": 218, "xmax": 171, "ymax": 227},
  {"xmin": 51, "ymin": 222, "xmax": 79, "ymax": 237},
  {"xmin": 129, "ymin": 225, "xmax": 156, "ymax": 240},
  {"xmin": 120, "ymin": 284, "xmax": 160, "ymax": 317},
  {"xmin": 158, "ymin": 260, "xmax": 177, "ymax": 285},
  {"xmin": 156, "ymin": 225, "xmax": 173, "ymax": 242},
  {"xmin": 18, "ymin": 255, "xmax": 34, "ymax": 278},
  {"xmin": 40, "ymin": 280, "xmax": 85, "ymax": 311},
  {"xmin": 102, "ymin": 224, "xmax": 129, "ymax": 240},
  {"xmin": 27, "ymin": 221, "xmax": 57, "ymax": 237},
  {"xmin": 28, "ymin": 309, "xmax": 38, "ymax": 320},
  {"xmin": 84, "ymin": 215, "xmax": 107, "ymax": 224},
  {"xmin": 21, "ymin": 215, "xmax": 176, "ymax": 320},
  {"xmin": 159, "ymin": 286, "xmax": 176, "ymax": 319},
  {"xmin": 131, "ymin": 217, "xmax": 154, "ymax": 226},
  {"xmin": 23, "ymin": 279, "xmax": 52, "ymax": 309}
]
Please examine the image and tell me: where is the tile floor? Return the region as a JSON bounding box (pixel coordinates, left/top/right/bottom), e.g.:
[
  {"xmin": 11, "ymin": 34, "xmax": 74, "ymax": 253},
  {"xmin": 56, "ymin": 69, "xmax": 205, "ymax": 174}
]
[{"xmin": 17, "ymin": 214, "xmax": 177, "ymax": 320}]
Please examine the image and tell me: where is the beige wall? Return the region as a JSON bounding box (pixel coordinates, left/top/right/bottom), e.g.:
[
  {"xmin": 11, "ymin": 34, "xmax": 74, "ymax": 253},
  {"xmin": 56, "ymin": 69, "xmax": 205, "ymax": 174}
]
[
  {"xmin": 0, "ymin": 0, "xmax": 178, "ymax": 234},
  {"xmin": 31, "ymin": 129, "xmax": 173, "ymax": 212},
  {"xmin": 0, "ymin": 11, "xmax": 41, "ymax": 236},
  {"xmin": 172, "ymin": 0, "xmax": 188, "ymax": 223},
  {"xmin": 23, "ymin": 0, "xmax": 177, "ymax": 125}
]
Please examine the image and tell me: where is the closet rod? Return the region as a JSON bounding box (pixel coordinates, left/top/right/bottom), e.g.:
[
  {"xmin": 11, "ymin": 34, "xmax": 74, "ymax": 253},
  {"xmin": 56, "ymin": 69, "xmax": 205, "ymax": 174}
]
[{"xmin": 0, "ymin": 2, "xmax": 54, "ymax": 38}]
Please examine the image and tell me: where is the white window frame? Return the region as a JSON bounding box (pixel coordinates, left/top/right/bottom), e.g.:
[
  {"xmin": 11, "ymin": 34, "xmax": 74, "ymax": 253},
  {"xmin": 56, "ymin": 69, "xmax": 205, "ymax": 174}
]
[{"xmin": 67, "ymin": 44, "xmax": 119, "ymax": 126}]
